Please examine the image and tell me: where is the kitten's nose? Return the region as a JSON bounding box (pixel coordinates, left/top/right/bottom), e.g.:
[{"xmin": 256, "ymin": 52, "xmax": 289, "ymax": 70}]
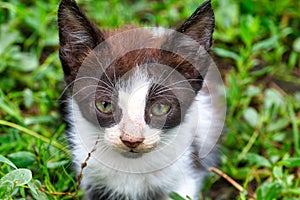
[{"xmin": 120, "ymin": 134, "xmax": 144, "ymax": 149}]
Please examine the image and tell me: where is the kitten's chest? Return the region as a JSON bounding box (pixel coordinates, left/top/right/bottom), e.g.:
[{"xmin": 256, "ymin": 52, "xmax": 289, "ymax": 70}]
[{"xmin": 81, "ymin": 149, "xmax": 195, "ymax": 200}]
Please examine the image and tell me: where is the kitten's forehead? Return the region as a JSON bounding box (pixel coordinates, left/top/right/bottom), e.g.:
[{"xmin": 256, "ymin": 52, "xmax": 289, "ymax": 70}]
[{"xmin": 116, "ymin": 66, "xmax": 151, "ymax": 92}]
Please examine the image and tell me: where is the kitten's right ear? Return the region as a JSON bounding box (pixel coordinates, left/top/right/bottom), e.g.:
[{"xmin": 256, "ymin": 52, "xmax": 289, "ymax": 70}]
[
  {"xmin": 58, "ymin": 0, "xmax": 105, "ymax": 84},
  {"xmin": 177, "ymin": 0, "xmax": 214, "ymax": 51}
]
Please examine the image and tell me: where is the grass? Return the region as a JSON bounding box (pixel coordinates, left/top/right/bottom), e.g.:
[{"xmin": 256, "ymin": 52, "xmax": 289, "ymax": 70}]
[{"xmin": 0, "ymin": 0, "xmax": 299, "ymax": 199}]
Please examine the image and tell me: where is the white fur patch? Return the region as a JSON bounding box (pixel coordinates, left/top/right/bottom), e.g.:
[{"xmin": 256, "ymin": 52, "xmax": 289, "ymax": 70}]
[
  {"xmin": 150, "ymin": 27, "xmax": 167, "ymax": 38},
  {"xmin": 118, "ymin": 73, "xmax": 149, "ymax": 124}
]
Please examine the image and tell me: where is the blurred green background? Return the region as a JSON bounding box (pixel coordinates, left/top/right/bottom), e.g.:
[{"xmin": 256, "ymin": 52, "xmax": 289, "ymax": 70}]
[{"xmin": 0, "ymin": 0, "xmax": 299, "ymax": 199}]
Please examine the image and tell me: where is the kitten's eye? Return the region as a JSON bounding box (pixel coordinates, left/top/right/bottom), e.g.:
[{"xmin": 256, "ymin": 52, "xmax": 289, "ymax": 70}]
[
  {"xmin": 150, "ymin": 103, "xmax": 171, "ymax": 116},
  {"xmin": 95, "ymin": 101, "xmax": 114, "ymax": 114}
]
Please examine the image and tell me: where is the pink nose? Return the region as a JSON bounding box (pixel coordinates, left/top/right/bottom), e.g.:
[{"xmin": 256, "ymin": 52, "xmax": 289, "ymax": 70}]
[{"xmin": 120, "ymin": 134, "xmax": 144, "ymax": 149}]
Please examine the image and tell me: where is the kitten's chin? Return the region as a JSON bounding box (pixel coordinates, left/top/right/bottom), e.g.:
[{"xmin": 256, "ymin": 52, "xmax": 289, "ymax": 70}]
[
  {"xmin": 120, "ymin": 151, "xmax": 144, "ymax": 159},
  {"xmin": 115, "ymin": 146, "xmax": 155, "ymax": 158}
]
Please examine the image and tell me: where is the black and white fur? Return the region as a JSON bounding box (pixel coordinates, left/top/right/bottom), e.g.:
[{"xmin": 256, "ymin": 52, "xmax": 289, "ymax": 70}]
[{"xmin": 58, "ymin": 0, "xmax": 224, "ymax": 199}]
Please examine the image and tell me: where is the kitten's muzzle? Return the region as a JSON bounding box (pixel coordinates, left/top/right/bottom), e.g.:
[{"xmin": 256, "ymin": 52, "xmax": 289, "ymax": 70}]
[{"xmin": 120, "ymin": 134, "xmax": 144, "ymax": 149}]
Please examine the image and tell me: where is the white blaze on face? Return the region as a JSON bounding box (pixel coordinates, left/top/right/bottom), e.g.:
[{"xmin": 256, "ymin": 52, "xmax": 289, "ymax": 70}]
[
  {"xmin": 117, "ymin": 70, "xmax": 151, "ymax": 138},
  {"xmin": 120, "ymin": 83, "xmax": 149, "ymax": 125},
  {"xmin": 104, "ymin": 68, "xmax": 161, "ymax": 153}
]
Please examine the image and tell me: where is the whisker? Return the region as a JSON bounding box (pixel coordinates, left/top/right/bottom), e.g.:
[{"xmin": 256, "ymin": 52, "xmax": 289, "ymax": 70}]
[
  {"xmin": 91, "ymin": 51, "xmax": 115, "ymax": 89},
  {"xmin": 70, "ymin": 85, "xmax": 99, "ymax": 98},
  {"xmin": 162, "ymin": 78, "xmax": 200, "ymax": 89},
  {"xmin": 59, "ymin": 76, "xmax": 115, "ymax": 100},
  {"xmin": 149, "ymin": 94, "xmax": 177, "ymax": 99},
  {"xmin": 156, "ymin": 57, "xmax": 186, "ymax": 86},
  {"xmin": 95, "ymin": 86, "xmax": 115, "ymax": 95},
  {"xmin": 150, "ymin": 70, "xmax": 169, "ymax": 92},
  {"xmin": 59, "ymin": 76, "xmax": 97, "ymax": 100},
  {"xmin": 69, "ymin": 83, "xmax": 116, "ymax": 99},
  {"xmin": 113, "ymin": 65, "xmax": 117, "ymax": 87},
  {"xmin": 154, "ymin": 87, "xmax": 195, "ymax": 95}
]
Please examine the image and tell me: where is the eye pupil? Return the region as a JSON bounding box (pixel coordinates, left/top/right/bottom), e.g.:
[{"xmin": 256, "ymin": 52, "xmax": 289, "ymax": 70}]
[
  {"xmin": 102, "ymin": 102, "xmax": 109, "ymax": 108},
  {"xmin": 150, "ymin": 103, "xmax": 171, "ymax": 116},
  {"xmin": 96, "ymin": 101, "xmax": 113, "ymax": 114}
]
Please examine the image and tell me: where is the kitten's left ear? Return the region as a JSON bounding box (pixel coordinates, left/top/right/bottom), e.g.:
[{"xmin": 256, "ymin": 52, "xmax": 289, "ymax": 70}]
[
  {"xmin": 177, "ymin": 0, "xmax": 215, "ymax": 50},
  {"xmin": 58, "ymin": 0, "xmax": 105, "ymax": 84}
]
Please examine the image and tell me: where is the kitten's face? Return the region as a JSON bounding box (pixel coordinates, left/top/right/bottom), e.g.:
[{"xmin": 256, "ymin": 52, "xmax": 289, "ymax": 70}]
[
  {"xmin": 100, "ymin": 67, "xmax": 174, "ymax": 154},
  {"xmin": 58, "ymin": 0, "xmax": 215, "ymax": 156},
  {"xmin": 73, "ymin": 49, "xmax": 198, "ymax": 154}
]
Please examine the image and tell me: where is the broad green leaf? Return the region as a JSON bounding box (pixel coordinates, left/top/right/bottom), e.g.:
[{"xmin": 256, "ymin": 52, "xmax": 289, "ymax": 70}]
[
  {"xmin": 0, "ymin": 169, "xmax": 32, "ymax": 187},
  {"xmin": 264, "ymin": 89, "xmax": 285, "ymax": 110},
  {"xmin": 278, "ymin": 158, "xmax": 300, "ymax": 167},
  {"xmin": 245, "ymin": 85, "xmax": 261, "ymax": 97},
  {"xmin": 293, "ymin": 37, "xmax": 300, "ymax": 53},
  {"xmin": 28, "ymin": 181, "xmax": 49, "ymax": 200},
  {"xmin": 28, "ymin": 182, "xmax": 38, "ymax": 196},
  {"xmin": 24, "ymin": 88, "xmax": 33, "ymax": 108},
  {"xmin": 271, "ymin": 132, "xmax": 286, "ymax": 142},
  {"xmin": 243, "ymin": 108, "xmax": 259, "ymax": 128},
  {"xmin": 252, "ymin": 35, "xmax": 278, "ymax": 52},
  {"xmin": 46, "ymin": 160, "xmax": 69, "ymax": 169},
  {"xmin": 12, "ymin": 52, "xmax": 38, "ymax": 72},
  {"xmin": 240, "ymin": 15, "xmax": 260, "ymax": 47},
  {"xmin": 31, "ymin": 189, "xmax": 49, "ymax": 200},
  {"xmin": 213, "ymin": 47, "xmax": 239, "ymax": 60},
  {"xmin": 0, "ymin": 155, "xmax": 17, "ymax": 169},
  {"xmin": 266, "ymin": 118, "xmax": 290, "ymax": 132},
  {"xmin": 256, "ymin": 181, "xmax": 283, "ymax": 200},
  {"xmin": 245, "ymin": 153, "xmax": 272, "ymax": 168},
  {"xmin": 24, "ymin": 116, "xmax": 54, "ymax": 125},
  {"xmin": 0, "ymin": 25, "xmax": 20, "ymax": 55},
  {"xmin": 273, "ymin": 166, "xmax": 283, "ymax": 179},
  {"xmin": 8, "ymin": 151, "xmax": 35, "ymax": 168}
]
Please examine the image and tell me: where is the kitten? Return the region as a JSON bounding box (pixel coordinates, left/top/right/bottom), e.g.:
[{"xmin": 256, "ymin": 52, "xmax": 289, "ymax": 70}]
[{"xmin": 58, "ymin": 0, "xmax": 225, "ymax": 199}]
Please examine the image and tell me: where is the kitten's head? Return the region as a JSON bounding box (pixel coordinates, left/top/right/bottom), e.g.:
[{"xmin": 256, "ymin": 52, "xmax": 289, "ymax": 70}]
[{"xmin": 58, "ymin": 0, "xmax": 215, "ymax": 157}]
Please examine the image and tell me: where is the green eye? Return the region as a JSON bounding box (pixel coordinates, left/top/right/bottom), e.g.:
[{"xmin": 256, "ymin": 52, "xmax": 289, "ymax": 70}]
[
  {"xmin": 95, "ymin": 101, "xmax": 114, "ymax": 114},
  {"xmin": 150, "ymin": 103, "xmax": 171, "ymax": 116}
]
